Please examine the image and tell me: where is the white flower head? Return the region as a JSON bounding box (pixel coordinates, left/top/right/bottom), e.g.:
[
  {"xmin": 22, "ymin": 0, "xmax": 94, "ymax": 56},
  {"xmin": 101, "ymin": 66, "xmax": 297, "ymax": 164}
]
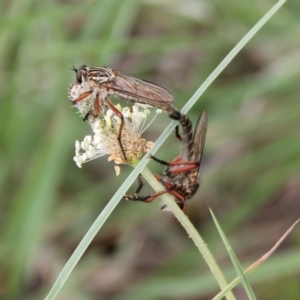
[{"xmin": 69, "ymin": 84, "xmax": 158, "ymax": 175}]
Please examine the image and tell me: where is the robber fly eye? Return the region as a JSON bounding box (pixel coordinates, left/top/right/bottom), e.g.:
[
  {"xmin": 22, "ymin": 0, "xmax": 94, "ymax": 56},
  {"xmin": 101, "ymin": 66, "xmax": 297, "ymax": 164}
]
[{"xmin": 74, "ymin": 65, "xmax": 88, "ymax": 84}]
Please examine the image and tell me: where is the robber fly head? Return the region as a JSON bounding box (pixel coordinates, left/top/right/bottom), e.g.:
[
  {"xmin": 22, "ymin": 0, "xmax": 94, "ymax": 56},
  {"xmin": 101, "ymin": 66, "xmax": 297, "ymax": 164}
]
[{"xmin": 71, "ymin": 65, "xmax": 89, "ymax": 84}]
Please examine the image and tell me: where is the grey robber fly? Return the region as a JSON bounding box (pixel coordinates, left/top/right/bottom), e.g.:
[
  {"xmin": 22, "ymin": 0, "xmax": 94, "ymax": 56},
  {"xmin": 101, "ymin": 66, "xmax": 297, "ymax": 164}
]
[{"xmin": 70, "ymin": 65, "xmax": 187, "ymax": 160}]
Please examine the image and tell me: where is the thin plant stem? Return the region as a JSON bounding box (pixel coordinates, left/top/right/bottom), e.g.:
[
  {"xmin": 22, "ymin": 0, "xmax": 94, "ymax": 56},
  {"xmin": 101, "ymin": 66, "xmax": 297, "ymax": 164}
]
[{"xmin": 142, "ymin": 168, "xmax": 236, "ymax": 300}]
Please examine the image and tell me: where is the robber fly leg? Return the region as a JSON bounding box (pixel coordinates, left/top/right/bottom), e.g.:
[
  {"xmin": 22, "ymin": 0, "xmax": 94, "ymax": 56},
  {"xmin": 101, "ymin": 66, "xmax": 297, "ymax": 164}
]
[
  {"xmin": 124, "ymin": 174, "xmax": 144, "ymax": 200},
  {"xmin": 149, "ymin": 154, "xmax": 199, "ymax": 175},
  {"xmin": 149, "ymin": 154, "xmax": 170, "ymax": 167},
  {"xmin": 71, "ymin": 88, "xmax": 101, "ymax": 121},
  {"xmin": 83, "ymin": 94, "xmax": 101, "ymax": 121},
  {"xmin": 124, "ymin": 174, "xmax": 175, "ymax": 203},
  {"xmin": 125, "ymin": 186, "xmax": 174, "ymax": 203},
  {"xmin": 165, "ymin": 161, "xmax": 200, "ymax": 176},
  {"xmin": 104, "ymin": 98, "xmax": 127, "ymax": 161},
  {"xmin": 72, "ymin": 90, "xmax": 93, "ymax": 104},
  {"xmin": 124, "ymin": 174, "xmax": 161, "ymax": 202},
  {"xmin": 132, "ymin": 174, "xmax": 144, "ymax": 195}
]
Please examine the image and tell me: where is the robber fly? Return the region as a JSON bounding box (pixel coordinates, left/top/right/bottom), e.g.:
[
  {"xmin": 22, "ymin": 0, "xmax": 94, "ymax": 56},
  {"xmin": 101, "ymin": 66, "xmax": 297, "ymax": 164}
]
[
  {"xmin": 125, "ymin": 111, "xmax": 208, "ymax": 212},
  {"xmin": 70, "ymin": 65, "xmax": 184, "ymax": 160}
]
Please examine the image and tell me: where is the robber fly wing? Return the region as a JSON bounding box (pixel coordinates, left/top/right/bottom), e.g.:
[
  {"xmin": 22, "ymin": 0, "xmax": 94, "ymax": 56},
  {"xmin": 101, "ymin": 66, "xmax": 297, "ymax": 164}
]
[
  {"xmin": 109, "ymin": 71, "xmax": 174, "ymax": 107},
  {"xmin": 192, "ymin": 110, "xmax": 208, "ymax": 167}
]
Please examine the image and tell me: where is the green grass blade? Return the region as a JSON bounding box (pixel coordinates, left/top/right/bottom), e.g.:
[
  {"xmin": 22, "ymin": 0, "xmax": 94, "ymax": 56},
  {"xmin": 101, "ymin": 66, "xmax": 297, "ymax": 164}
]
[{"xmin": 210, "ymin": 208, "xmax": 257, "ymax": 299}]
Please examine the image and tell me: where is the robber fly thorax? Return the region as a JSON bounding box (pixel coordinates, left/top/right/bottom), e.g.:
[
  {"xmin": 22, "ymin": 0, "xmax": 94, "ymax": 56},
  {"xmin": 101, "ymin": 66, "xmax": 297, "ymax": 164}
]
[
  {"xmin": 69, "ymin": 65, "xmax": 188, "ymax": 160},
  {"xmin": 125, "ymin": 111, "xmax": 208, "ymax": 212},
  {"xmin": 73, "ymin": 65, "xmax": 177, "ymax": 112}
]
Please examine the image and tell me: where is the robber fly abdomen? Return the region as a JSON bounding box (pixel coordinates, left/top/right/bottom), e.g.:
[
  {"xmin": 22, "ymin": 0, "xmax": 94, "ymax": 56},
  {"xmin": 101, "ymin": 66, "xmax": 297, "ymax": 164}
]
[{"xmin": 125, "ymin": 111, "xmax": 208, "ymax": 212}]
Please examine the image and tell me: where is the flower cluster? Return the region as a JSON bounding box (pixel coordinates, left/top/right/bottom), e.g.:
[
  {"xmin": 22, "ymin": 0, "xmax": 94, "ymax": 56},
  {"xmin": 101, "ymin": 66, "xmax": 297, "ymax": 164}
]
[{"xmin": 69, "ymin": 82, "xmax": 159, "ymax": 174}]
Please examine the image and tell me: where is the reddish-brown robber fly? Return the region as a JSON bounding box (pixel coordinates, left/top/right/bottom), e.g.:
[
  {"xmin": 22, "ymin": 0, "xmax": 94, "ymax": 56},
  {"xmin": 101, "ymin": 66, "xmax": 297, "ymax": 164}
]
[
  {"xmin": 125, "ymin": 111, "xmax": 208, "ymax": 212},
  {"xmin": 70, "ymin": 65, "xmax": 184, "ymax": 160}
]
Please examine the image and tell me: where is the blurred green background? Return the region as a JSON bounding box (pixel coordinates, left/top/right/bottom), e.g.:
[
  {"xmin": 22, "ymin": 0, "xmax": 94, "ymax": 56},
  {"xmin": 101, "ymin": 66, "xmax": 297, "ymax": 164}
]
[{"xmin": 1, "ymin": 0, "xmax": 300, "ymax": 299}]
